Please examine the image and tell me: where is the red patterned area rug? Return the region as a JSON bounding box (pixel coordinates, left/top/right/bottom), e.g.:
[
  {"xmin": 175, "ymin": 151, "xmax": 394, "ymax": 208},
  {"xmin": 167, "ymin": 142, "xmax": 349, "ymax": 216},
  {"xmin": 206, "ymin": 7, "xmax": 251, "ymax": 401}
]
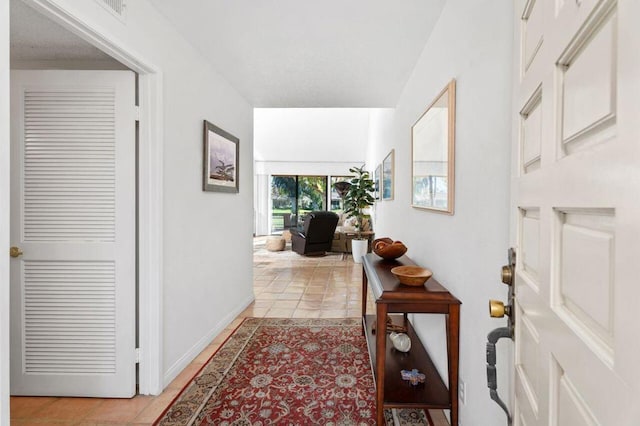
[{"xmin": 155, "ymin": 318, "xmax": 431, "ymax": 425}]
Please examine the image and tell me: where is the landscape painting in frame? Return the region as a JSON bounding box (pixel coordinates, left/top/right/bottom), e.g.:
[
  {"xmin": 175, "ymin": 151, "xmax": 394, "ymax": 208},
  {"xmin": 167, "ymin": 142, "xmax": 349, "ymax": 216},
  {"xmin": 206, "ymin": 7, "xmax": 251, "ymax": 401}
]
[
  {"xmin": 374, "ymin": 164, "xmax": 381, "ymax": 200},
  {"xmin": 382, "ymin": 149, "xmax": 394, "ymax": 200},
  {"xmin": 203, "ymin": 120, "xmax": 239, "ymax": 193}
]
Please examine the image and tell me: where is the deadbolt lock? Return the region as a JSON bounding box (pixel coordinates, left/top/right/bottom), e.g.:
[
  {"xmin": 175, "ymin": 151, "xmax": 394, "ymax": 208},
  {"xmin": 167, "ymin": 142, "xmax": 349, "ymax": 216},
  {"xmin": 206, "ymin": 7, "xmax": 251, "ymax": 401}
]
[
  {"xmin": 9, "ymin": 246, "xmax": 23, "ymax": 258},
  {"xmin": 489, "ymin": 299, "xmax": 512, "ymax": 318},
  {"xmin": 501, "ymin": 265, "xmax": 513, "ymax": 286}
]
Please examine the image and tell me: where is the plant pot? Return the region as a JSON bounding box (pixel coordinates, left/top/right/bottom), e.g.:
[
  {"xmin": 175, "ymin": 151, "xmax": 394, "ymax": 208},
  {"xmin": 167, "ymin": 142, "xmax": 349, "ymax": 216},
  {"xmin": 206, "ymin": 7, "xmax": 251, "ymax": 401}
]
[{"xmin": 351, "ymin": 239, "xmax": 368, "ymax": 264}]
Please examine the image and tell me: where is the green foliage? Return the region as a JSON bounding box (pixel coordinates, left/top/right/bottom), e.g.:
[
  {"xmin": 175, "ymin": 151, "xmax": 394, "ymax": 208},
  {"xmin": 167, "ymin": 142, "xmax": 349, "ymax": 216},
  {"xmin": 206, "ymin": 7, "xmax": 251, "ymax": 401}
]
[
  {"xmin": 343, "ymin": 165, "xmax": 375, "ymax": 239},
  {"xmin": 271, "ymin": 176, "xmax": 296, "ymax": 198},
  {"xmin": 271, "ymin": 176, "xmax": 326, "ymax": 211},
  {"xmin": 298, "ymin": 176, "xmax": 325, "ymax": 211}
]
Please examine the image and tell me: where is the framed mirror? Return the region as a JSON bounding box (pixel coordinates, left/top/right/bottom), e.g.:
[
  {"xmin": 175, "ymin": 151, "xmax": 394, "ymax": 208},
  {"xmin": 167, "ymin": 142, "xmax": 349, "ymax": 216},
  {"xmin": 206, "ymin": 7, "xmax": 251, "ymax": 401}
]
[{"xmin": 411, "ymin": 79, "xmax": 456, "ymax": 213}]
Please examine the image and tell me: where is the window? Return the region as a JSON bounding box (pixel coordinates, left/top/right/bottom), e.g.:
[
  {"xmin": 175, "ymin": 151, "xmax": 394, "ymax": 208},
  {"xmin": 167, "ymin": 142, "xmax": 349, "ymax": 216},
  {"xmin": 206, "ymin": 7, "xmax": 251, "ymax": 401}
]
[
  {"xmin": 330, "ymin": 176, "xmax": 351, "ymax": 212},
  {"xmin": 270, "ymin": 175, "xmax": 328, "ymax": 234}
]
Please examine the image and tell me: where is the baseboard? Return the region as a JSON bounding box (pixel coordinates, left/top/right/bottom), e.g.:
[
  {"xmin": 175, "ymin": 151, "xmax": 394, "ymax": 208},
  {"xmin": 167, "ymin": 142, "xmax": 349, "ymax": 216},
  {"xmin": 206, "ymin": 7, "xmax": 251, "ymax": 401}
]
[{"xmin": 162, "ymin": 294, "xmax": 254, "ymax": 388}]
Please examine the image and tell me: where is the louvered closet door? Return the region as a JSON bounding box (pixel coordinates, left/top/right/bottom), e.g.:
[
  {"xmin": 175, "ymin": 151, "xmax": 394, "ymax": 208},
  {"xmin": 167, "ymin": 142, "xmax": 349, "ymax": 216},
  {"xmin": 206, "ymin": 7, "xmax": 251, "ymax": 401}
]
[
  {"xmin": 10, "ymin": 71, "xmax": 136, "ymax": 397},
  {"xmin": 511, "ymin": 1, "xmax": 640, "ymax": 425}
]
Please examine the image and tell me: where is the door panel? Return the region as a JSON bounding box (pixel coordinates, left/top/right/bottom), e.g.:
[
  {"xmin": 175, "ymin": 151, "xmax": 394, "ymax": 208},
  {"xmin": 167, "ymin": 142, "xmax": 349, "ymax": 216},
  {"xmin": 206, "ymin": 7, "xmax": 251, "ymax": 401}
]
[
  {"xmin": 520, "ymin": 87, "xmax": 543, "ymax": 174},
  {"xmin": 556, "ymin": 208, "xmax": 615, "ymax": 361},
  {"xmin": 522, "ymin": 0, "xmax": 544, "ymax": 74},
  {"xmin": 512, "ymin": 0, "xmax": 640, "ymax": 424},
  {"xmin": 551, "ymin": 357, "xmax": 600, "ymax": 426},
  {"xmin": 10, "ymin": 70, "xmax": 136, "ymax": 397},
  {"xmin": 557, "ymin": 7, "xmax": 617, "ymax": 153}
]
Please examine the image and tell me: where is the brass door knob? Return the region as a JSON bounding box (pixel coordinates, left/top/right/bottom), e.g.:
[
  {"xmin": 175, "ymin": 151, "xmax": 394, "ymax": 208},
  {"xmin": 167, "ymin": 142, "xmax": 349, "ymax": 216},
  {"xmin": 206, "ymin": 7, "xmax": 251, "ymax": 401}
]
[
  {"xmin": 9, "ymin": 246, "xmax": 23, "ymax": 258},
  {"xmin": 501, "ymin": 265, "xmax": 513, "ymax": 286},
  {"xmin": 489, "ymin": 300, "xmax": 510, "ymax": 318}
]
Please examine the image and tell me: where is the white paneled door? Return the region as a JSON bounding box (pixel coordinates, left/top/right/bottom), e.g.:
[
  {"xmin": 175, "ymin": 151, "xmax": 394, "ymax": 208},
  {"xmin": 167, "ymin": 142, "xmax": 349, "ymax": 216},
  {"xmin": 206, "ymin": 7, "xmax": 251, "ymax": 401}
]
[
  {"xmin": 10, "ymin": 71, "xmax": 136, "ymax": 397},
  {"xmin": 512, "ymin": 1, "xmax": 640, "ymax": 425}
]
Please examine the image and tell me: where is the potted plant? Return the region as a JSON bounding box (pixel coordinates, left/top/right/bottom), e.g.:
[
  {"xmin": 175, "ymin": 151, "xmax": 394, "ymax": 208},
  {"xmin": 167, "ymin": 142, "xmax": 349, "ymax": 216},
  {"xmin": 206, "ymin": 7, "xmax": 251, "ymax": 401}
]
[{"xmin": 343, "ymin": 165, "xmax": 375, "ymax": 263}]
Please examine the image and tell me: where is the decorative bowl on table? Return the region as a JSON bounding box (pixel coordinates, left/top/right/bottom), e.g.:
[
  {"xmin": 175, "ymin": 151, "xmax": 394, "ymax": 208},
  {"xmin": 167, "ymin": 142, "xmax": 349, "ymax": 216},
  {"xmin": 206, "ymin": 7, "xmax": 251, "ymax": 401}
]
[
  {"xmin": 390, "ymin": 265, "xmax": 433, "ymax": 286},
  {"xmin": 373, "ymin": 238, "xmax": 407, "ymax": 260}
]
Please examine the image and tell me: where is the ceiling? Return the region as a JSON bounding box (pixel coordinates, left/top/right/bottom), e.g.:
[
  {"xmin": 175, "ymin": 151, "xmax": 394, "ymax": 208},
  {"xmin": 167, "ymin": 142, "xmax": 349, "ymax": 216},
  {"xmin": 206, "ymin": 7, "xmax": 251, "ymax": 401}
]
[
  {"xmin": 10, "ymin": 0, "xmax": 125, "ymax": 66},
  {"xmin": 10, "ymin": 0, "xmax": 446, "ymax": 107},
  {"xmin": 149, "ymin": 0, "xmax": 446, "ymax": 107}
]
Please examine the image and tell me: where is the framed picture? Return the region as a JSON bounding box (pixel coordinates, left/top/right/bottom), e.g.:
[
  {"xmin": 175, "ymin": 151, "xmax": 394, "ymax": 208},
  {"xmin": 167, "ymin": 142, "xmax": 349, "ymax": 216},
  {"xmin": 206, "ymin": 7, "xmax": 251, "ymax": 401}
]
[
  {"xmin": 382, "ymin": 149, "xmax": 394, "ymax": 200},
  {"xmin": 203, "ymin": 120, "xmax": 239, "ymax": 193},
  {"xmin": 374, "ymin": 164, "xmax": 381, "ymax": 200},
  {"xmin": 411, "ymin": 79, "xmax": 456, "ymax": 213}
]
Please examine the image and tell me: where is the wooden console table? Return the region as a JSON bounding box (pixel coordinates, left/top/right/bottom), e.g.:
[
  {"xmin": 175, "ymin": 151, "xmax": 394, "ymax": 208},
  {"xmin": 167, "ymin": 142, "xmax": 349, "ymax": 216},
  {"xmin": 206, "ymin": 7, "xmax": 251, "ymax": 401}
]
[{"xmin": 361, "ymin": 253, "xmax": 461, "ymax": 425}]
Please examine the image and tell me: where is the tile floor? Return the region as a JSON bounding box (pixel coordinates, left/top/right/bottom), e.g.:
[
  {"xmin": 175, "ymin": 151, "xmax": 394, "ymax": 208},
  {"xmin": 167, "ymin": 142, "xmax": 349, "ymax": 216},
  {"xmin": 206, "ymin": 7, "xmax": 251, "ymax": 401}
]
[{"xmin": 10, "ymin": 239, "xmax": 446, "ymax": 425}]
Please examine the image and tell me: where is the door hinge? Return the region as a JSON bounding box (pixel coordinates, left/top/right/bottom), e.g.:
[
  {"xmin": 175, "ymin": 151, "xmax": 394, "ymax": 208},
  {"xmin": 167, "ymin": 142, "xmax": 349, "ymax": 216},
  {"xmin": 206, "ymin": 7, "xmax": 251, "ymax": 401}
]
[
  {"xmin": 134, "ymin": 105, "xmax": 140, "ymax": 122},
  {"xmin": 135, "ymin": 348, "xmax": 141, "ymax": 364}
]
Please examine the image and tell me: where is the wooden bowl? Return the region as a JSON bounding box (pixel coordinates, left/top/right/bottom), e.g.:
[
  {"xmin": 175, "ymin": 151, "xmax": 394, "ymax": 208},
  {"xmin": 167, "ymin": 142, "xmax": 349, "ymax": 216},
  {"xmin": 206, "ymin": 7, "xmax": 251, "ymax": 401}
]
[
  {"xmin": 373, "ymin": 238, "xmax": 408, "ymax": 260},
  {"xmin": 391, "ymin": 265, "xmax": 433, "ymax": 286}
]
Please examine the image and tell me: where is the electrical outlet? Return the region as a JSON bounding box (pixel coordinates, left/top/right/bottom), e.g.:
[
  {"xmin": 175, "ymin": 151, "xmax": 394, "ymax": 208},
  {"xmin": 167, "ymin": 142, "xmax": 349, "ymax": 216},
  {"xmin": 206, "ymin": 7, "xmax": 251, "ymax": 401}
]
[{"xmin": 459, "ymin": 377, "xmax": 466, "ymax": 405}]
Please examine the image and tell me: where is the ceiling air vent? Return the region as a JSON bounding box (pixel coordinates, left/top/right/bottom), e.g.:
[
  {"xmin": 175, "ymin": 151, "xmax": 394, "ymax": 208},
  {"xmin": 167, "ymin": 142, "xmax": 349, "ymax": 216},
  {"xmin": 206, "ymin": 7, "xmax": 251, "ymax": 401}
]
[{"xmin": 96, "ymin": 0, "xmax": 126, "ymax": 20}]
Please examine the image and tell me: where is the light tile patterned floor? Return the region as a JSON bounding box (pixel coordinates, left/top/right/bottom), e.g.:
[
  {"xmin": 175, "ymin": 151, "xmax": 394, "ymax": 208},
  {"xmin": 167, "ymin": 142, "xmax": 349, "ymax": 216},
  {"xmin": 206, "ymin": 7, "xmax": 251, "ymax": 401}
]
[{"xmin": 10, "ymin": 239, "xmax": 446, "ymax": 425}]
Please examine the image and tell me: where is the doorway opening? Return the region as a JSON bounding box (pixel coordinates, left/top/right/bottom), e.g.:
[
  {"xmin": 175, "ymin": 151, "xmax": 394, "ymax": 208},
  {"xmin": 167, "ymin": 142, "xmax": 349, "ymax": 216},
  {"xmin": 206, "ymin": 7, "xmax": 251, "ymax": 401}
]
[{"xmin": 9, "ymin": 0, "xmax": 163, "ymax": 396}]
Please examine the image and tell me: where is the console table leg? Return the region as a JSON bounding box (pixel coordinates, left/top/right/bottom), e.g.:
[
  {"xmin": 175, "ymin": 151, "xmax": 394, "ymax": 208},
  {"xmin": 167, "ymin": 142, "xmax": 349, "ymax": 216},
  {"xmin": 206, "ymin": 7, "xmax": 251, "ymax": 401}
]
[
  {"xmin": 425, "ymin": 410, "xmax": 435, "ymax": 426},
  {"xmin": 447, "ymin": 304, "xmax": 460, "ymax": 426},
  {"xmin": 375, "ymin": 303, "xmax": 388, "ymax": 426},
  {"xmin": 361, "ymin": 266, "xmax": 368, "ymax": 335}
]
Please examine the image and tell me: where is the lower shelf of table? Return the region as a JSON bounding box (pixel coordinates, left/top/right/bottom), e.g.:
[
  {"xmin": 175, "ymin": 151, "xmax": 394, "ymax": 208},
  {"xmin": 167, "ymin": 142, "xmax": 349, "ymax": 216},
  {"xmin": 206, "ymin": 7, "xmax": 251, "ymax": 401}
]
[{"xmin": 363, "ymin": 314, "xmax": 451, "ymax": 409}]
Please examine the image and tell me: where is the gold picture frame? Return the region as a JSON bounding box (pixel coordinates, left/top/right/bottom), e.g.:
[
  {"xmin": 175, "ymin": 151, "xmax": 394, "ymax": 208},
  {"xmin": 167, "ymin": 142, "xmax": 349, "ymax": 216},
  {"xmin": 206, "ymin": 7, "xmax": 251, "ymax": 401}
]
[{"xmin": 411, "ymin": 79, "xmax": 456, "ymax": 213}]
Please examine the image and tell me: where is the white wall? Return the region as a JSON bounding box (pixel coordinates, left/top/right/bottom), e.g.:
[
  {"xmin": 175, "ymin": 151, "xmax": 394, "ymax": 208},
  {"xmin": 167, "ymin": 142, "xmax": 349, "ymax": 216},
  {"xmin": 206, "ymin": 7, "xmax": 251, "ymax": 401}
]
[
  {"xmin": 254, "ymin": 108, "xmax": 370, "ymax": 235},
  {"xmin": 255, "ymin": 161, "xmax": 357, "ymax": 177},
  {"xmin": 254, "ymin": 108, "xmax": 369, "ymax": 162},
  {"xmin": 0, "ymin": 0, "xmax": 10, "ymax": 422},
  {"xmin": 21, "ymin": 0, "xmax": 255, "ymax": 390},
  {"xmin": 366, "ymin": 1, "xmax": 513, "ymax": 425}
]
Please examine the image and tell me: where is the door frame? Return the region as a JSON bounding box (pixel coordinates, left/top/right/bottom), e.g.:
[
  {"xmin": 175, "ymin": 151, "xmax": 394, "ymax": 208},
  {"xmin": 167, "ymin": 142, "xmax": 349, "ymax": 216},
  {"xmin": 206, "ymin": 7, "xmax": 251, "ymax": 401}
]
[
  {"xmin": 11, "ymin": 0, "xmax": 165, "ymax": 395},
  {"xmin": 1, "ymin": 0, "xmax": 10, "ymax": 421}
]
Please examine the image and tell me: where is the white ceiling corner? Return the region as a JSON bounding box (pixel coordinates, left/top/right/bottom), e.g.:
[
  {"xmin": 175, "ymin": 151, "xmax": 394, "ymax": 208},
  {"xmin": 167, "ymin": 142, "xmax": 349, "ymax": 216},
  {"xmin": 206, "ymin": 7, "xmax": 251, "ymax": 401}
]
[{"xmin": 148, "ymin": 0, "xmax": 446, "ymax": 108}]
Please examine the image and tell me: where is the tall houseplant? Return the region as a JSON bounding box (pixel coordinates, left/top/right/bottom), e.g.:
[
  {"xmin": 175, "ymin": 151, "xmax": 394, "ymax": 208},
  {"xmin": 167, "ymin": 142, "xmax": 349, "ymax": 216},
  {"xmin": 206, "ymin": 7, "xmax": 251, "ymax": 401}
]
[{"xmin": 343, "ymin": 166, "xmax": 375, "ymax": 262}]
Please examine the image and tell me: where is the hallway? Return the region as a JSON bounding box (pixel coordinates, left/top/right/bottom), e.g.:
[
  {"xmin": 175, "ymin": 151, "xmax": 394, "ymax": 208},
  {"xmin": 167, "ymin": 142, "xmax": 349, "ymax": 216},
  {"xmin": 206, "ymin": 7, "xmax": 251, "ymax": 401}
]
[{"xmin": 10, "ymin": 241, "xmax": 448, "ymax": 424}]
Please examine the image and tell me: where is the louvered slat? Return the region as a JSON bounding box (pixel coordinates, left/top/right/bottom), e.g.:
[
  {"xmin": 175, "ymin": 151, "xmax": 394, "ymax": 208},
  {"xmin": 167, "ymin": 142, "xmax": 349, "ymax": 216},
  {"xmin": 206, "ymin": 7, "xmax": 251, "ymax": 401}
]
[
  {"xmin": 23, "ymin": 90, "xmax": 116, "ymax": 242},
  {"xmin": 23, "ymin": 261, "xmax": 116, "ymax": 374},
  {"xmin": 98, "ymin": 0, "xmax": 125, "ymax": 16}
]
